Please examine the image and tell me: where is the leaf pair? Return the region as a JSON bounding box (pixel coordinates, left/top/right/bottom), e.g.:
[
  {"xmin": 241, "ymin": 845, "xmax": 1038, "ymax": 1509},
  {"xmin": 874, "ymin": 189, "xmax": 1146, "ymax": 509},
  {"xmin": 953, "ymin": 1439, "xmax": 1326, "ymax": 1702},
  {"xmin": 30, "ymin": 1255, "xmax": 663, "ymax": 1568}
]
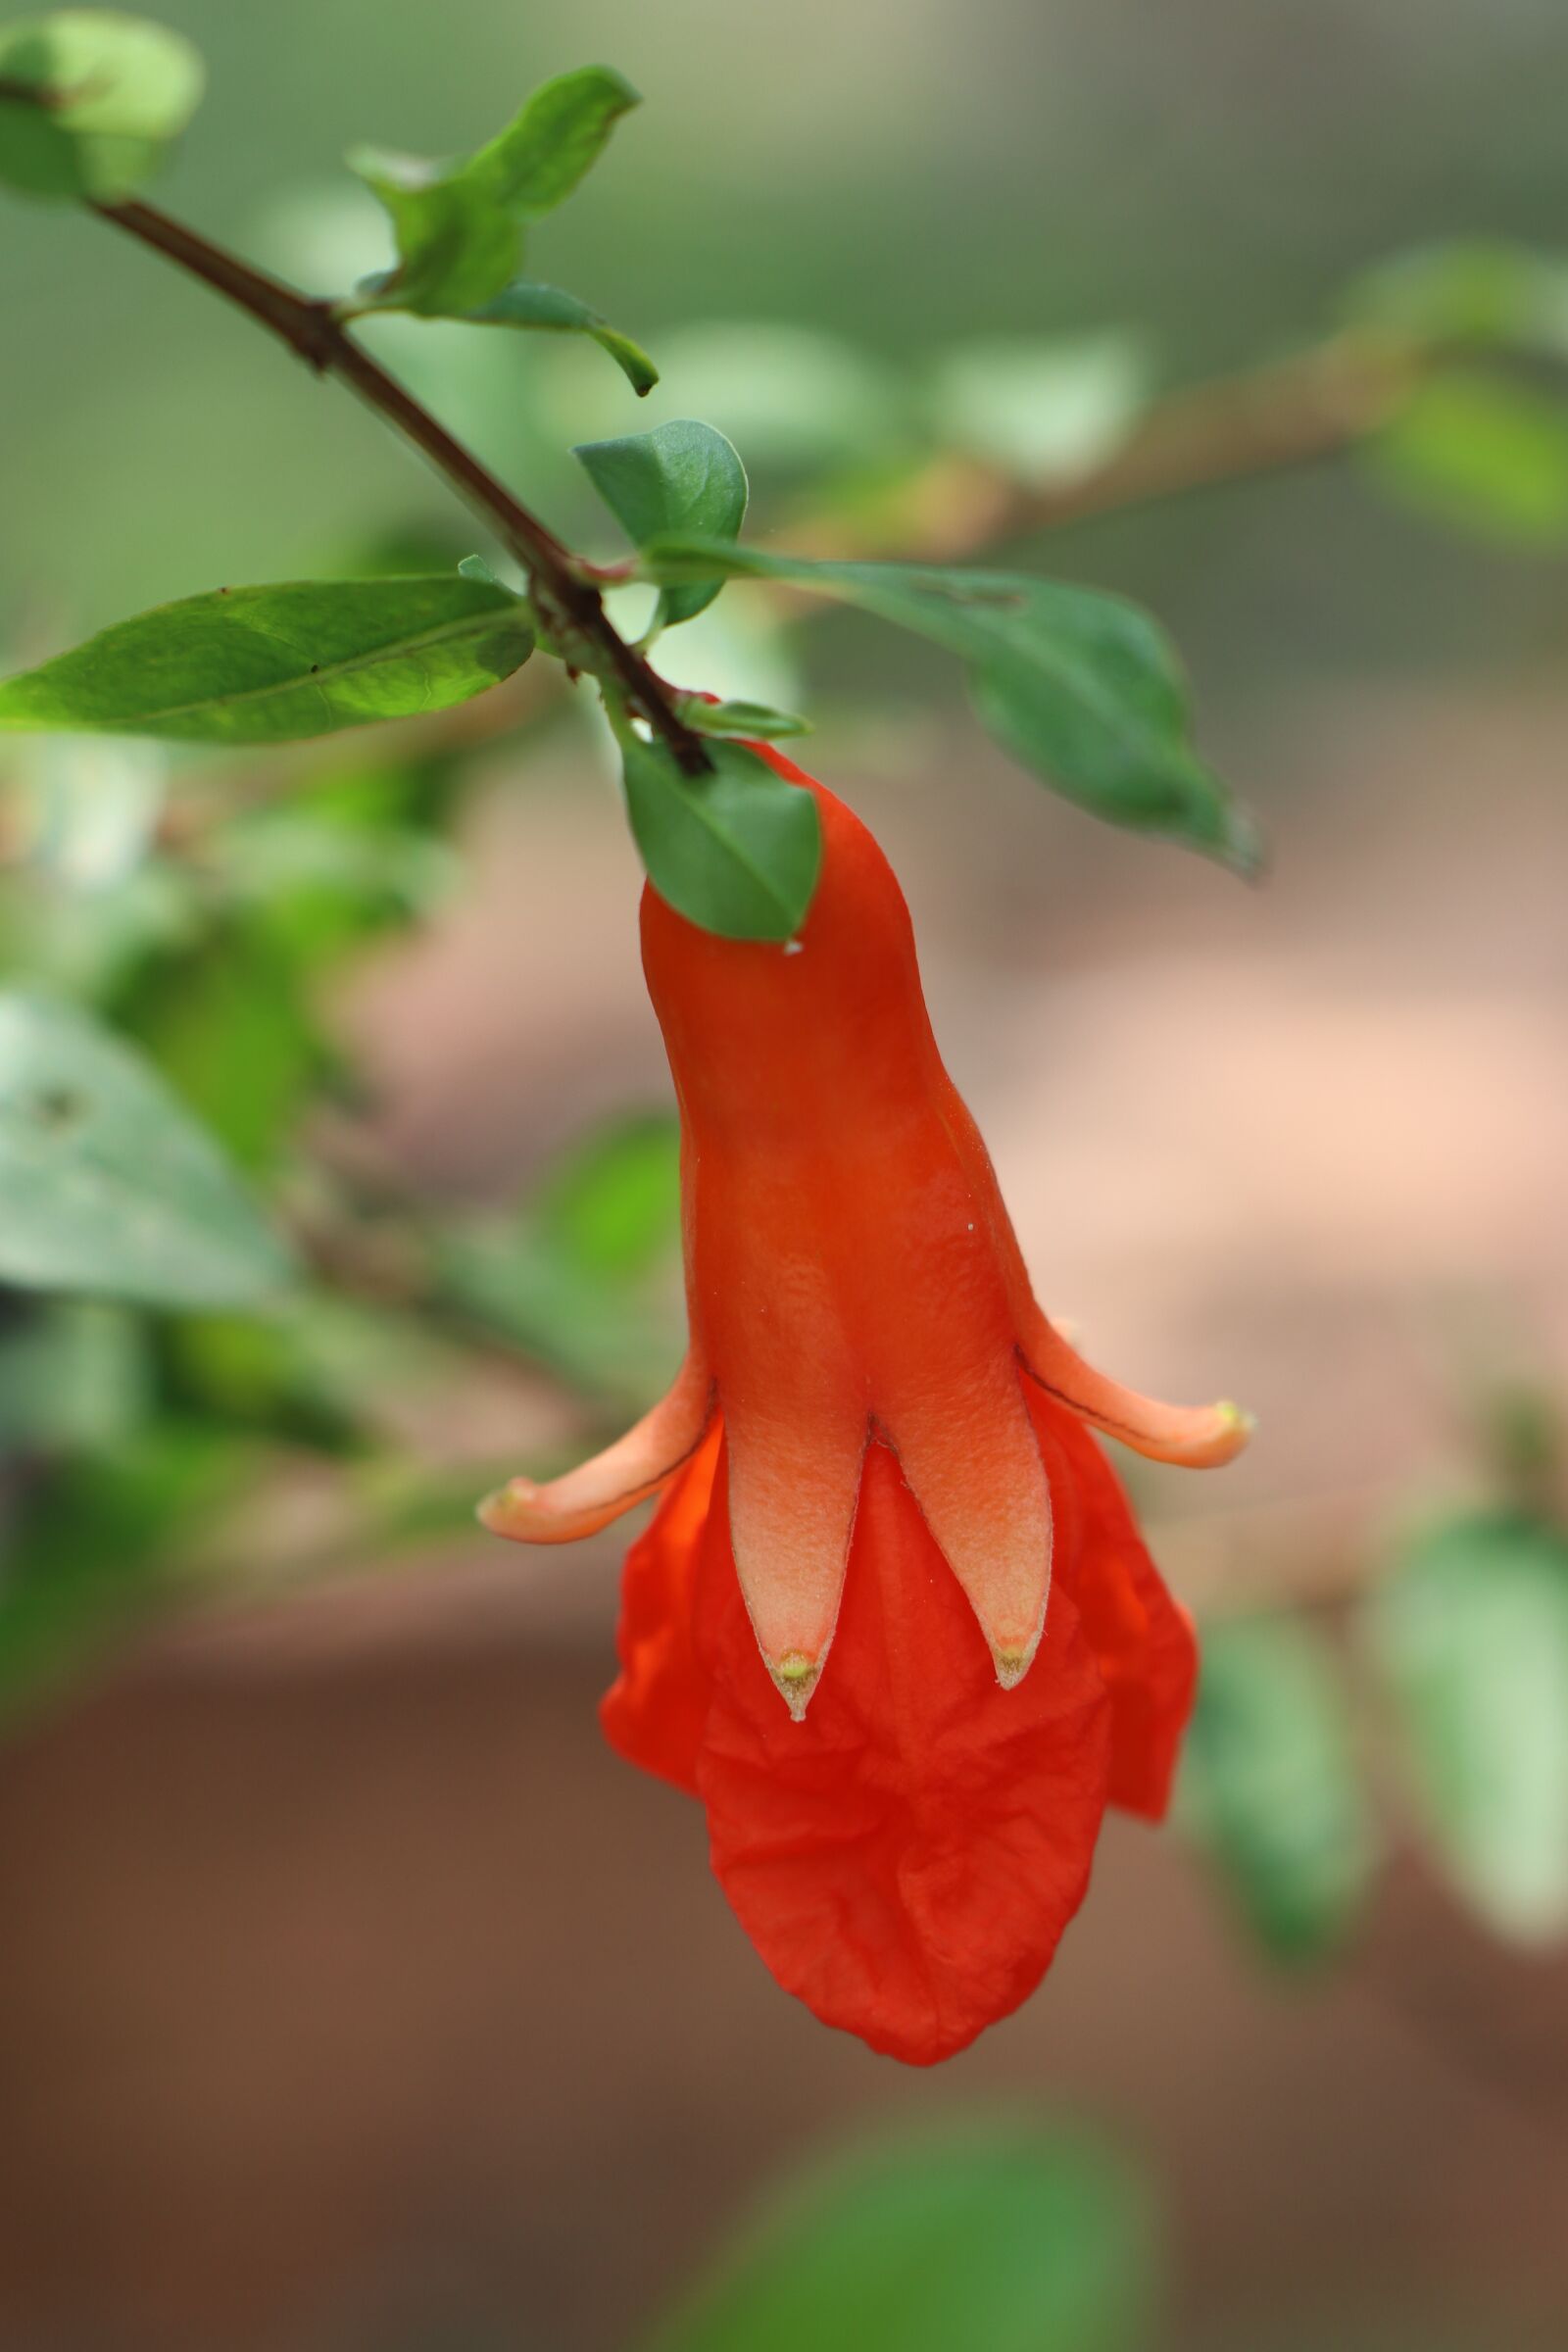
[{"xmin": 347, "ymin": 68, "xmax": 657, "ymax": 394}]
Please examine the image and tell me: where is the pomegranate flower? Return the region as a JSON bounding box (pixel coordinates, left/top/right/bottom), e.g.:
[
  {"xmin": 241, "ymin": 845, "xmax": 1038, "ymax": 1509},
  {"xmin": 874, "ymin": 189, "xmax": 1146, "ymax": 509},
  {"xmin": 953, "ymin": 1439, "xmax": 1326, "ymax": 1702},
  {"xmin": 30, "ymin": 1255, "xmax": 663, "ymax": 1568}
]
[{"xmin": 481, "ymin": 750, "xmax": 1249, "ymax": 2064}]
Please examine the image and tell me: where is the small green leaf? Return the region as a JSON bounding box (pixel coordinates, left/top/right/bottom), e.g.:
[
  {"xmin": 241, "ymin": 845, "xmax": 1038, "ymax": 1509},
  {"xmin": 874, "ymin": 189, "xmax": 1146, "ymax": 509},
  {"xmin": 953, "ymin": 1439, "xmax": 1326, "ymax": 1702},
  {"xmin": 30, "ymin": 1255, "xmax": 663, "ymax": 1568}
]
[
  {"xmin": 641, "ymin": 2120, "xmax": 1152, "ymax": 2352},
  {"xmin": 640, "ymin": 541, "xmax": 1256, "ymax": 869},
  {"xmin": 619, "ymin": 734, "xmax": 820, "ymax": 942},
  {"xmin": 1364, "ymin": 1511, "xmax": 1568, "ymax": 1942},
  {"xmin": 349, "ymin": 65, "xmax": 638, "ymax": 318},
  {"xmin": 1369, "ymin": 369, "xmax": 1568, "ymax": 546},
  {"xmin": 466, "ymin": 63, "xmax": 639, "ymax": 220},
  {"xmin": 0, "ymin": 991, "xmax": 294, "ymax": 1308},
  {"xmin": 680, "ymin": 695, "xmax": 810, "ymax": 741},
  {"xmin": 929, "ymin": 332, "xmax": 1151, "ymax": 485},
  {"xmin": 347, "ymin": 148, "xmax": 516, "ymax": 318},
  {"xmin": 1179, "ymin": 1614, "xmax": 1378, "ymax": 1964},
  {"xmin": 467, "ymin": 279, "xmax": 657, "ymax": 394},
  {"xmin": 0, "ymin": 575, "xmax": 533, "ymax": 745},
  {"xmin": 577, "ymin": 421, "xmax": 748, "ymax": 628},
  {"xmin": 0, "ymin": 10, "xmax": 203, "ymax": 201}
]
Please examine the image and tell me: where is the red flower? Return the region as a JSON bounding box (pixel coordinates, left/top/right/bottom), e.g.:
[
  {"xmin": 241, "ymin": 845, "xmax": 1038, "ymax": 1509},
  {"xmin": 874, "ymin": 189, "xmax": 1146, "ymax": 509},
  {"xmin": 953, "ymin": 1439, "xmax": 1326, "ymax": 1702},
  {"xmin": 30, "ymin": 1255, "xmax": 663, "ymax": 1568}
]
[{"xmin": 482, "ymin": 752, "xmax": 1249, "ymax": 2063}]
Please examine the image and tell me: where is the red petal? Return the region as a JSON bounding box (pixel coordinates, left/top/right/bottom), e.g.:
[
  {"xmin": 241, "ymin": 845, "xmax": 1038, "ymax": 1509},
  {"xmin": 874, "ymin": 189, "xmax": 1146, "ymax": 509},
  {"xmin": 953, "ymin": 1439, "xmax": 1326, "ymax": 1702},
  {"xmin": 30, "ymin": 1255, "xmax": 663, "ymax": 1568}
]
[
  {"xmin": 1027, "ymin": 1390, "xmax": 1199, "ymax": 1822},
  {"xmin": 692, "ymin": 1437, "xmax": 1110, "ymax": 2065},
  {"xmin": 599, "ymin": 1421, "xmax": 722, "ymax": 1796}
]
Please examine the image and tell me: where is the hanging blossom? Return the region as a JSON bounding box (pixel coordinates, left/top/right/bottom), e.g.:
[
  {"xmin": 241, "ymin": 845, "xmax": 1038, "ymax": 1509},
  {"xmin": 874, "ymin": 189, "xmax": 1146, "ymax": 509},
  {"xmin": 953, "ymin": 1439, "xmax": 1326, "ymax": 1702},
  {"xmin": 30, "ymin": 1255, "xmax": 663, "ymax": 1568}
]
[{"xmin": 481, "ymin": 750, "xmax": 1250, "ymax": 2064}]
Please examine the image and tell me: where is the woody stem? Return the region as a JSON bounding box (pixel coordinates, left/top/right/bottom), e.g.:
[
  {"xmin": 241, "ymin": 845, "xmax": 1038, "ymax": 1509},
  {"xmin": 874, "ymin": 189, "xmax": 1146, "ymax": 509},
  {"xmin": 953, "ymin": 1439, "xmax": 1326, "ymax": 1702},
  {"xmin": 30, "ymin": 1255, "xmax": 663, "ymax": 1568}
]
[{"xmin": 88, "ymin": 196, "xmax": 711, "ymax": 775}]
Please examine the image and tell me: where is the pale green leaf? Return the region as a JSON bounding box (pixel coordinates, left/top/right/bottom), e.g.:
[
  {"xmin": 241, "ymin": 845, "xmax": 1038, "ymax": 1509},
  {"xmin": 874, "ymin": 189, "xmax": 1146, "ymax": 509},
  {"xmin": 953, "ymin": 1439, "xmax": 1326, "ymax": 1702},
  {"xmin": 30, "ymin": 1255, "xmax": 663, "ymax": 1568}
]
[
  {"xmin": 0, "ymin": 10, "xmax": 203, "ymax": 201},
  {"xmin": 1180, "ymin": 1614, "xmax": 1378, "ymax": 1963},
  {"xmin": 0, "ymin": 992, "xmax": 294, "ymax": 1308},
  {"xmin": 468, "ymin": 278, "xmax": 657, "ymax": 393},
  {"xmin": 577, "ymin": 420, "xmax": 747, "ymax": 627},
  {"xmin": 1365, "ymin": 1511, "xmax": 1568, "ymax": 1942}
]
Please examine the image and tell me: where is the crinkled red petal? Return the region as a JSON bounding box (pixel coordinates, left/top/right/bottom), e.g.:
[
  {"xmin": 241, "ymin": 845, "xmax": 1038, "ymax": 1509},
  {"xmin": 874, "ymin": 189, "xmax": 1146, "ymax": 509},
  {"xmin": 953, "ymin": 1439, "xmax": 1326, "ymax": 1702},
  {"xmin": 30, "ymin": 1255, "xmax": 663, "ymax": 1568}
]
[
  {"xmin": 1026, "ymin": 1387, "xmax": 1199, "ymax": 1822},
  {"xmin": 598, "ymin": 1420, "xmax": 722, "ymax": 1796},
  {"xmin": 690, "ymin": 1436, "xmax": 1111, "ymax": 2066}
]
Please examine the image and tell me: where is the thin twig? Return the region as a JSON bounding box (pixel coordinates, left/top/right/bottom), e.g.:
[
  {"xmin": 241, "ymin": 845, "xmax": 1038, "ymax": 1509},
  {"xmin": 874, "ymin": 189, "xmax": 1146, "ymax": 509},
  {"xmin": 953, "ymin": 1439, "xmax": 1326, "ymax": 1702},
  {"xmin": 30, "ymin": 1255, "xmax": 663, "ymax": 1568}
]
[{"xmin": 88, "ymin": 197, "xmax": 711, "ymax": 775}]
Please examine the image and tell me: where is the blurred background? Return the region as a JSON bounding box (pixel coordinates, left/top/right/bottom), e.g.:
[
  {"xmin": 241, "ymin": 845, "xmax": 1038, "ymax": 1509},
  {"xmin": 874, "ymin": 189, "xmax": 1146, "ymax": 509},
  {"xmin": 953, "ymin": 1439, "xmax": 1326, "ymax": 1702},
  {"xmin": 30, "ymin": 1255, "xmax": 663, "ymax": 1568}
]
[{"xmin": 3, "ymin": 0, "xmax": 1568, "ymax": 2345}]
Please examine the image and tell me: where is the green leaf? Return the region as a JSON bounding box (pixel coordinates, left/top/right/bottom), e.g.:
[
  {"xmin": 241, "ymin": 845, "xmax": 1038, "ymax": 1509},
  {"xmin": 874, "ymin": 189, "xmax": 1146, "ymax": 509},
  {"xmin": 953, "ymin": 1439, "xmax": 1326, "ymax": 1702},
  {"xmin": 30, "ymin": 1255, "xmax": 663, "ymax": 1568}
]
[
  {"xmin": 641, "ymin": 2119, "xmax": 1152, "ymax": 2352},
  {"xmin": 0, "ymin": 10, "xmax": 203, "ymax": 201},
  {"xmin": 1369, "ymin": 369, "xmax": 1568, "ymax": 546},
  {"xmin": 577, "ymin": 421, "xmax": 748, "ymax": 628},
  {"xmin": 1347, "ymin": 240, "xmax": 1568, "ymax": 361},
  {"xmin": 679, "ymin": 695, "xmax": 810, "ymax": 741},
  {"xmin": 1179, "ymin": 1614, "xmax": 1377, "ymax": 1964},
  {"xmin": 0, "ymin": 991, "xmax": 294, "ymax": 1308},
  {"xmin": 640, "ymin": 541, "xmax": 1257, "ymax": 869},
  {"xmin": 349, "ymin": 65, "xmax": 638, "ymax": 318},
  {"xmin": 466, "ymin": 64, "xmax": 639, "ymax": 220},
  {"xmin": 0, "ymin": 575, "xmax": 533, "ymax": 745},
  {"xmin": 1364, "ymin": 1511, "xmax": 1568, "ymax": 1942},
  {"xmin": 466, "ymin": 279, "xmax": 657, "ymax": 394},
  {"xmin": 436, "ymin": 1113, "xmax": 683, "ymax": 1412},
  {"xmin": 619, "ymin": 734, "xmax": 820, "ymax": 941},
  {"xmin": 347, "ymin": 148, "xmax": 517, "ymax": 318},
  {"xmin": 533, "ymin": 1113, "xmax": 680, "ymax": 1281},
  {"xmin": 929, "ymin": 332, "xmax": 1151, "ymax": 485}
]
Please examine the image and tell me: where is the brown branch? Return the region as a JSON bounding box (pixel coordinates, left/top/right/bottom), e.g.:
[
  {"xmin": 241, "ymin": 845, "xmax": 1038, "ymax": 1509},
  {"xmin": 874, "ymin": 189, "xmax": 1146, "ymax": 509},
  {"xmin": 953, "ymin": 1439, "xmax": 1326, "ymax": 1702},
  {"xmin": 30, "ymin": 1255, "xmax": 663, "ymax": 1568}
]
[{"xmin": 87, "ymin": 197, "xmax": 710, "ymax": 775}]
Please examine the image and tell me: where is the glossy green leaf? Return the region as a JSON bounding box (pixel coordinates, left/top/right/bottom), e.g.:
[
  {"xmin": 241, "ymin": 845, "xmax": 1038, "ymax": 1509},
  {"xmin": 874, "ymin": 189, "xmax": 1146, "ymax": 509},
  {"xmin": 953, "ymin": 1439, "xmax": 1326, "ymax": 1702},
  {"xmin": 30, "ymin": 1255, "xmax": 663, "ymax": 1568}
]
[
  {"xmin": 1370, "ymin": 370, "xmax": 1568, "ymax": 545},
  {"xmin": 641, "ymin": 540, "xmax": 1256, "ymax": 868},
  {"xmin": 577, "ymin": 421, "xmax": 748, "ymax": 628},
  {"xmin": 1364, "ymin": 1511, "xmax": 1568, "ymax": 1942},
  {"xmin": 0, "ymin": 10, "xmax": 203, "ymax": 201},
  {"xmin": 619, "ymin": 734, "xmax": 820, "ymax": 942},
  {"xmin": 0, "ymin": 992, "xmax": 294, "ymax": 1308},
  {"xmin": 642, "ymin": 2120, "xmax": 1152, "ymax": 2352},
  {"xmin": 1180, "ymin": 1614, "xmax": 1377, "ymax": 1964},
  {"xmin": 466, "ymin": 279, "xmax": 657, "ymax": 394},
  {"xmin": 0, "ymin": 575, "xmax": 533, "ymax": 744},
  {"xmin": 349, "ymin": 65, "xmax": 638, "ymax": 318},
  {"xmin": 929, "ymin": 331, "xmax": 1151, "ymax": 485}
]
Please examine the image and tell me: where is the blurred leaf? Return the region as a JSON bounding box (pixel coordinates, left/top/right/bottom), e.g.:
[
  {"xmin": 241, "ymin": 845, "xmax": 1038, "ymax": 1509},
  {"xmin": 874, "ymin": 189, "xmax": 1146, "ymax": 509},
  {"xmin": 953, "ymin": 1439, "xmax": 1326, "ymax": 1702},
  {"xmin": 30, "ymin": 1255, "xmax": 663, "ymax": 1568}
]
[
  {"xmin": 0, "ymin": 10, "xmax": 203, "ymax": 201},
  {"xmin": 1348, "ymin": 241, "xmax": 1568, "ymax": 360},
  {"xmin": 0, "ymin": 991, "xmax": 294, "ymax": 1308},
  {"xmin": 641, "ymin": 541, "xmax": 1257, "ymax": 870},
  {"xmin": 1369, "ymin": 369, "xmax": 1568, "ymax": 545},
  {"xmin": 437, "ymin": 1111, "xmax": 683, "ymax": 1411},
  {"xmin": 928, "ymin": 332, "xmax": 1151, "ymax": 485},
  {"xmin": 0, "ymin": 1422, "xmax": 245, "ymax": 1730},
  {"xmin": 0, "ymin": 575, "xmax": 534, "ymax": 745},
  {"xmin": 533, "ymin": 1112, "xmax": 680, "ymax": 1281},
  {"xmin": 642, "ymin": 2119, "xmax": 1152, "ymax": 2352},
  {"xmin": 577, "ymin": 419, "xmax": 748, "ymax": 629},
  {"xmin": 619, "ymin": 733, "xmax": 821, "ymax": 941},
  {"xmin": 467, "ymin": 279, "xmax": 657, "ymax": 393},
  {"xmin": 1180, "ymin": 1614, "xmax": 1377, "ymax": 1964},
  {"xmin": 350, "ymin": 65, "xmax": 638, "ymax": 317},
  {"xmin": 1364, "ymin": 1510, "xmax": 1568, "ymax": 1943},
  {"xmin": 679, "ymin": 695, "xmax": 810, "ymax": 742},
  {"xmin": 0, "ymin": 1297, "xmax": 149, "ymax": 1453}
]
